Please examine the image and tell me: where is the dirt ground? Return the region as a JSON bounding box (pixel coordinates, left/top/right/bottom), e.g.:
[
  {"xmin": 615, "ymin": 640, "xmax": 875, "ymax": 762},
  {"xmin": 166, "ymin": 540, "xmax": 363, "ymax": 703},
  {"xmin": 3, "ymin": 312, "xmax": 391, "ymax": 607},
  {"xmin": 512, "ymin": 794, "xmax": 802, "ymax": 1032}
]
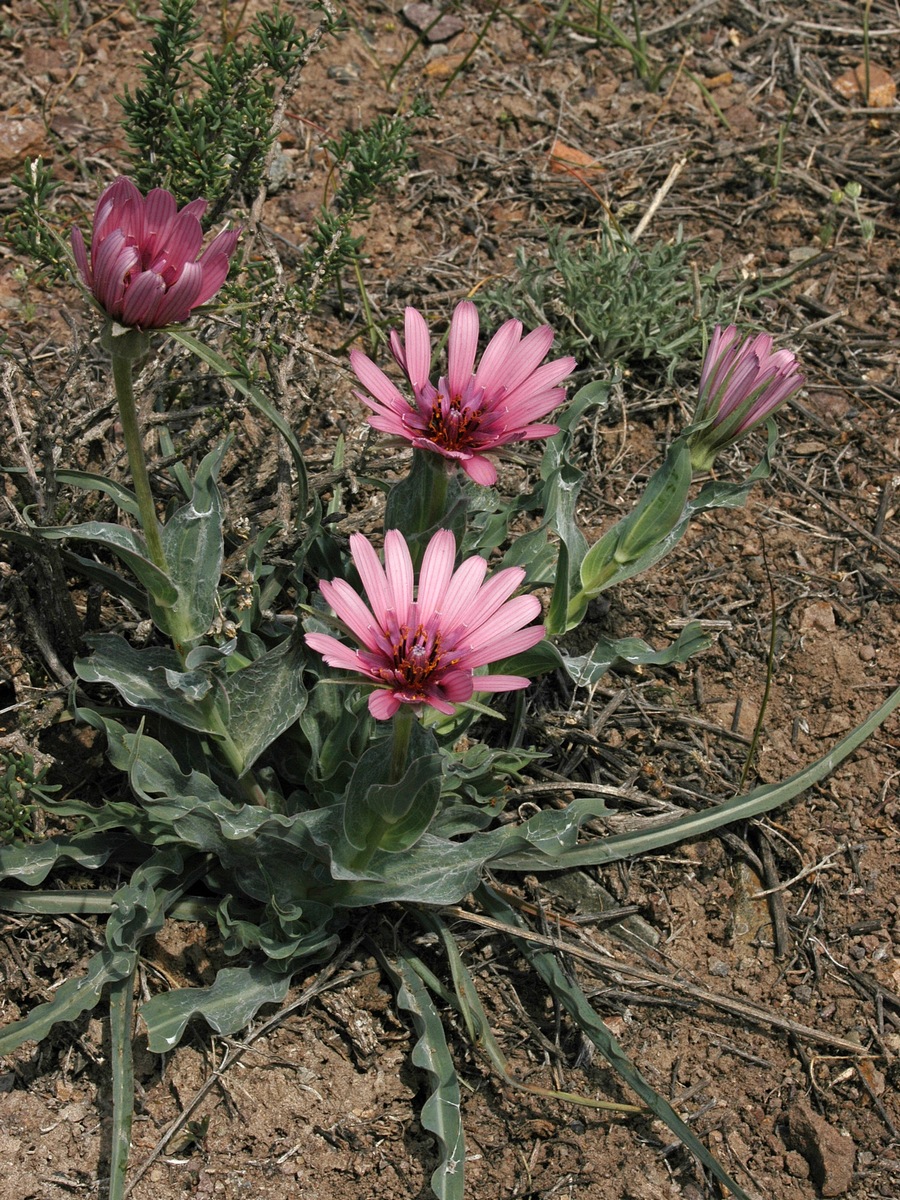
[{"xmin": 1, "ymin": 1, "xmax": 899, "ymax": 1198}]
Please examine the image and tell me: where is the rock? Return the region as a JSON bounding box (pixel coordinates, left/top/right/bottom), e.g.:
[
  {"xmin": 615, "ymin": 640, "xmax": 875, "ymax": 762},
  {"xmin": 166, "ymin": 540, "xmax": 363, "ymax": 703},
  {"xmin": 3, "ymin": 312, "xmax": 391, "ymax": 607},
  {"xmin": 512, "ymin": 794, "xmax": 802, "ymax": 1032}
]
[
  {"xmin": 0, "ymin": 116, "xmax": 48, "ymax": 173},
  {"xmin": 799, "ymin": 601, "xmax": 836, "ymax": 634},
  {"xmin": 402, "ymin": 3, "xmax": 465, "ymax": 42},
  {"xmin": 787, "ymin": 1098, "xmax": 855, "ymax": 1196}
]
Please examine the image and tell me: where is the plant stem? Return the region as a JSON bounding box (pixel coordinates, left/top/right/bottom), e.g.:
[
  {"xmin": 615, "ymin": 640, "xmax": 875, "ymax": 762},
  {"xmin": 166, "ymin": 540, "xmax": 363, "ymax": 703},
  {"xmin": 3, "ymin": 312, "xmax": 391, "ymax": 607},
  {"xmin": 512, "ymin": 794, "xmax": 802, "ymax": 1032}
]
[
  {"xmin": 389, "ymin": 705, "xmax": 414, "ymax": 782},
  {"xmin": 107, "ymin": 331, "xmax": 168, "ymax": 574},
  {"xmin": 424, "ymin": 459, "xmax": 450, "ymax": 532},
  {"xmin": 348, "ymin": 708, "xmax": 415, "ymax": 871}
]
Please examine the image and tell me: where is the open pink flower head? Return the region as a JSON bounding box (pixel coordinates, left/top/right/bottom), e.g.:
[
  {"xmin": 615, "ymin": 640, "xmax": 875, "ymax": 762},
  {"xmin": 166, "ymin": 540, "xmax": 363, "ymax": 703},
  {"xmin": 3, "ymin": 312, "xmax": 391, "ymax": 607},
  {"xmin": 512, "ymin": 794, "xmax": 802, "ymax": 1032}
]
[
  {"xmin": 349, "ymin": 301, "xmax": 576, "ymax": 486},
  {"xmin": 305, "ymin": 529, "xmax": 545, "ymax": 720},
  {"xmin": 689, "ymin": 324, "xmax": 804, "ymax": 470},
  {"xmin": 71, "ymin": 176, "xmax": 241, "ymax": 329}
]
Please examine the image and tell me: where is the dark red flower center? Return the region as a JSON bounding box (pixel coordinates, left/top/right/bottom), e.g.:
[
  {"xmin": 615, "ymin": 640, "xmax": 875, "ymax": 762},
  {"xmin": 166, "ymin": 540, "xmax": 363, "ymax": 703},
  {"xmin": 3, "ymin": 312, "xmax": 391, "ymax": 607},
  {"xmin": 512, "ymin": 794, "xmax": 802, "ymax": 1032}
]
[{"xmin": 425, "ymin": 380, "xmax": 483, "ymax": 453}]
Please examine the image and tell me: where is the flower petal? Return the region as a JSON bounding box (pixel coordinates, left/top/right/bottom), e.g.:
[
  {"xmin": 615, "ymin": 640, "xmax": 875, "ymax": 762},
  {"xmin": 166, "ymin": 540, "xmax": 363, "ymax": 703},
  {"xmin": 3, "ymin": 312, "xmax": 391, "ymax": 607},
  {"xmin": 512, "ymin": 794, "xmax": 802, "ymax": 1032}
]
[
  {"xmin": 350, "ymin": 349, "xmax": 410, "ymax": 414},
  {"xmin": 150, "ymin": 261, "xmax": 205, "ymax": 327},
  {"xmin": 383, "ymin": 529, "xmax": 415, "ymax": 617},
  {"xmin": 369, "ymin": 689, "xmax": 403, "ymax": 720},
  {"xmin": 352, "ymin": 532, "xmax": 393, "ymax": 625},
  {"xmin": 447, "ymin": 301, "xmax": 480, "ymax": 398},
  {"xmin": 320, "ymin": 577, "xmax": 382, "ymax": 651},
  {"xmin": 416, "ymin": 528, "xmax": 456, "ymax": 618},
  {"xmin": 71, "ymin": 177, "xmax": 238, "ymax": 328},
  {"xmin": 71, "ymin": 226, "xmax": 91, "ymax": 287},
  {"xmin": 399, "ymin": 307, "xmax": 432, "ymax": 396}
]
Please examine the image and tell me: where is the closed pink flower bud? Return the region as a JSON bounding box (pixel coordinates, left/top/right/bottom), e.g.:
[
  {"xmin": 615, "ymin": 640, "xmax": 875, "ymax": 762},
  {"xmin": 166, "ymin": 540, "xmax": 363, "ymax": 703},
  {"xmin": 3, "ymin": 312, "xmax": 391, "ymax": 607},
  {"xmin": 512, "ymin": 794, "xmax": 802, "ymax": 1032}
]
[
  {"xmin": 689, "ymin": 325, "xmax": 804, "ymax": 470},
  {"xmin": 71, "ymin": 177, "xmax": 241, "ymax": 329}
]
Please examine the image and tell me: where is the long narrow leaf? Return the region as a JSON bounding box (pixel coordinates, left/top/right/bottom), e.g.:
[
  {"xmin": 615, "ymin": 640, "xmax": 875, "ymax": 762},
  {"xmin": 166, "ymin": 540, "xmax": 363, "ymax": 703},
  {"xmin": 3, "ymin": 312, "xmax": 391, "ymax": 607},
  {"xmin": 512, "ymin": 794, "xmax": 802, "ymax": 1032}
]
[
  {"xmin": 387, "ymin": 955, "xmax": 465, "ymax": 1200},
  {"xmin": 1, "ymin": 466, "xmax": 141, "ymax": 519},
  {"xmin": 107, "ymin": 968, "xmax": 136, "ymax": 1200},
  {"xmin": 0, "ymin": 946, "xmax": 133, "ymax": 1054},
  {"xmin": 169, "ymin": 330, "xmax": 308, "ymax": 519},
  {"xmin": 477, "ymin": 886, "xmax": 752, "ymax": 1200},
  {"xmin": 495, "ymin": 683, "xmax": 900, "ymax": 869}
]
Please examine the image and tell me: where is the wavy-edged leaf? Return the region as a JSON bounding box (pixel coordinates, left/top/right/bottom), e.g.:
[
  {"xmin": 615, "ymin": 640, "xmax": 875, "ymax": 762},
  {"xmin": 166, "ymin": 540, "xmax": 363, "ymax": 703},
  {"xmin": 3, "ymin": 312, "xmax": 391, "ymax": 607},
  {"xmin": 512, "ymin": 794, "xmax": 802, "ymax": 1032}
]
[
  {"xmin": 140, "ymin": 964, "xmax": 293, "ymax": 1053},
  {"xmin": 0, "ymin": 944, "xmax": 133, "ymax": 1054},
  {"xmin": 478, "ymin": 886, "xmax": 752, "ymax": 1200},
  {"xmin": 75, "ymin": 635, "xmax": 216, "ymax": 732},
  {"xmin": 0, "ymin": 849, "xmax": 185, "ymax": 1053},
  {"xmin": 560, "ymin": 621, "xmax": 713, "ymax": 687},
  {"xmin": 0, "ymin": 830, "xmax": 129, "ymax": 886},
  {"xmin": 389, "ymin": 956, "xmax": 465, "ymax": 1200}
]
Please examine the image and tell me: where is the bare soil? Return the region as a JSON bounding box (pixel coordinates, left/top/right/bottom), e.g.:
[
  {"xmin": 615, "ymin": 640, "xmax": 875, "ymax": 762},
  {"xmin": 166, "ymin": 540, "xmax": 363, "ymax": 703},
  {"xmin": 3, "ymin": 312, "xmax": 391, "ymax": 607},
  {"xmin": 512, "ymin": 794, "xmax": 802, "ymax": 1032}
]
[{"xmin": 1, "ymin": 2, "xmax": 899, "ymax": 1199}]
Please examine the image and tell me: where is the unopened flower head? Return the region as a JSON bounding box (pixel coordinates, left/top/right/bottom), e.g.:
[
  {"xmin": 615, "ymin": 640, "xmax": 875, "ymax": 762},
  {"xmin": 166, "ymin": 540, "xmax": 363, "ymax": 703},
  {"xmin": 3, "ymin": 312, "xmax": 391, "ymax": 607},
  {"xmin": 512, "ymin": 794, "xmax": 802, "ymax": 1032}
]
[
  {"xmin": 305, "ymin": 529, "xmax": 545, "ymax": 720},
  {"xmin": 349, "ymin": 301, "xmax": 576, "ymax": 486},
  {"xmin": 689, "ymin": 324, "xmax": 804, "ymax": 471},
  {"xmin": 71, "ymin": 177, "xmax": 241, "ymax": 330}
]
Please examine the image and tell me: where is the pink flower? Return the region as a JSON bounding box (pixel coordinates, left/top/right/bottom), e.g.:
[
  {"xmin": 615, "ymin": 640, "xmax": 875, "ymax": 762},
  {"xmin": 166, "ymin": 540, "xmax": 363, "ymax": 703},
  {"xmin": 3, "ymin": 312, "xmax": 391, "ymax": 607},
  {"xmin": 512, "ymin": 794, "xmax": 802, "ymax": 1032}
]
[
  {"xmin": 305, "ymin": 529, "xmax": 545, "ymax": 720},
  {"xmin": 349, "ymin": 301, "xmax": 576, "ymax": 486},
  {"xmin": 71, "ymin": 177, "xmax": 241, "ymax": 329},
  {"xmin": 689, "ymin": 325, "xmax": 804, "ymax": 470}
]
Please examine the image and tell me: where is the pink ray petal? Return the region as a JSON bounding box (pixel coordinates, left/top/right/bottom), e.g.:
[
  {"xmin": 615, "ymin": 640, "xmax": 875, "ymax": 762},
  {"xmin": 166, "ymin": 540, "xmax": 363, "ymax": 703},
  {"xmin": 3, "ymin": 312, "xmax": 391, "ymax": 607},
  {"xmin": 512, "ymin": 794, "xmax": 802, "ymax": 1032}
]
[{"xmin": 447, "ymin": 301, "xmax": 480, "ymax": 398}]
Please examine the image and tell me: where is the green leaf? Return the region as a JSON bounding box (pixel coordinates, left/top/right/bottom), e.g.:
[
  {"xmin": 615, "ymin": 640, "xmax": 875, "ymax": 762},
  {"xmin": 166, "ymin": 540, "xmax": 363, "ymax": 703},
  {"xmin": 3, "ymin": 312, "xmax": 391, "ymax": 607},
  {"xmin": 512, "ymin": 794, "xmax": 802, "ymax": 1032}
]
[
  {"xmin": 560, "ymin": 621, "xmax": 713, "ymax": 687},
  {"xmin": 544, "ymin": 538, "xmax": 570, "ymax": 638},
  {"xmin": 298, "ymin": 670, "xmax": 372, "ymax": 789},
  {"xmin": 75, "ymin": 634, "xmax": 216, "ymax": 732},
  {"xmin": 0, "ymin": 944, "xmax": 132, "ymax": 1054},
  {"xmin": 24, "ymin": 519, "xmax": 178, "ymax": 606},
  {"xmin": 0, "ymin": 830, "xmax": 128, "ymax": 885},
  {"xmin": 108, "ymin": 968, "xmax": 137, "ymax": 1200},
  {"xmin": 140, "ymin": 964, "xmax": 293, "ymax": 1053},
  {"xmin": 495, "ymin": 683, "xmax": 900, "ymax": 870},
  {"xmin": 2, "ymin": 466, "xmax": 141, "ymax": 519},
  {"xmin": 0, "ymin": 849, "xmax": 188, "ymax": 1056},
  {"xmin": 388, "ymin": 957, "xmax": 465, "ymax": 1200},
  {"xmin": 224, "ymin": 635, "xmax": 309, "ymax": 772},
  {"xmin": 539, "ymin": 378, "xmax": 611, "ymax": 594},
  {"xmin": 151, "ymin": 441, "xmax": 226, "ymax": 640},
  {"xmin": 342, "ymin": 722, "xmax": 443, "ymax": 853},
  {"xmin": 168, "ymin": 330, "xmax": 308, "ymax": 519},
  {"xmin": 478, "ymin": 885, "xmax": 752, "ymax": 1200},
  {"xmin": 384, "ymin": 448, "xmax": 467, "ymax": 556},
  {"xmin": 571, "ymin": 423, "xmax": 779, "ymax": 623}
]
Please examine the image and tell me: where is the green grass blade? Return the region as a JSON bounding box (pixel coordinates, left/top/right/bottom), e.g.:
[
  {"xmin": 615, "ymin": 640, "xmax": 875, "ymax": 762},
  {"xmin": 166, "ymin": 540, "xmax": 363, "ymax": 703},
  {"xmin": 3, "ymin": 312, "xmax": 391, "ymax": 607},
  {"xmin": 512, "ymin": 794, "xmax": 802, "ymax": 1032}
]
[
  {"xmin": 107, "ymin": 967, "xmax": 136, "ymax": 1200},
  {"xmin": 477, "ymin": 886, "xmax": 752, "ymax": 1200}
]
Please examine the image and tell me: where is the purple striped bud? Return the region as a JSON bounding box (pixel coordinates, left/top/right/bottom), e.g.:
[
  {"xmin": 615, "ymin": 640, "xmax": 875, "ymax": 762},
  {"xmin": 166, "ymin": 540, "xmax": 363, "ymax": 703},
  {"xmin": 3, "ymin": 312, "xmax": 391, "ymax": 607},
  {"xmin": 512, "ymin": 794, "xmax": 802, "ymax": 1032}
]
[
  {"xmin": 71, "ymin": 177, "xmax": 240, "ymax": 330},
  {"xmin": 689, "ymin": 325, "xmax": 804, "ymax": 471}
]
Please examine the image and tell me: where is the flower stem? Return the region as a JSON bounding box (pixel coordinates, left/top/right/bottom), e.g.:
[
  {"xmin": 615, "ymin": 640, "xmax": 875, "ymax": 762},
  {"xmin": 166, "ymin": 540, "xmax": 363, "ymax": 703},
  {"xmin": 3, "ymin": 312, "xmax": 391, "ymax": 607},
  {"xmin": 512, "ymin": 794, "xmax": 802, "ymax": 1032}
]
[
  {"xmin": 348, "ymin": 708, "xmax": 415, "ymax": 871},
  {"xmin": 107, "ymin": 330, "xmax": 167, "ymax": 574},
  {"xmin": 389, "ymin": 705, "xmax": 415, "ymax": 783},
  {"xmin": 423, "ymin": 460, "xmax": 450, "ymax": 532}
]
